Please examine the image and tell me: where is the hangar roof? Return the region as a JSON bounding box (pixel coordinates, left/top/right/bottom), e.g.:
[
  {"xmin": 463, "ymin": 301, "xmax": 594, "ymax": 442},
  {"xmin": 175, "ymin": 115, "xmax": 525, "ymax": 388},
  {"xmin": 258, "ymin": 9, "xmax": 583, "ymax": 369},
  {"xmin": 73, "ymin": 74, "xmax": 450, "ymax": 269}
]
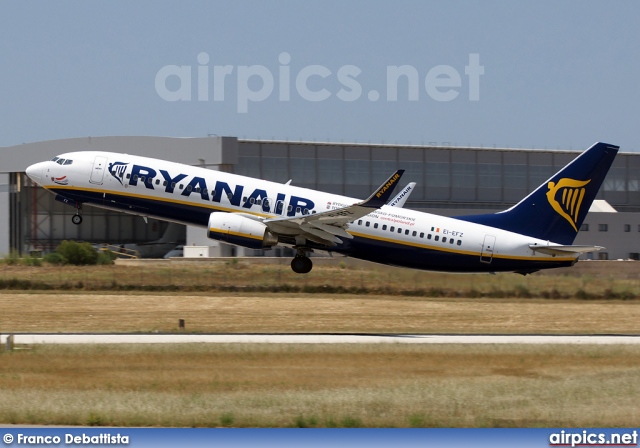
[{"xmin": 0, "ymin": 136, "xmax": 238, "ymax": 173}]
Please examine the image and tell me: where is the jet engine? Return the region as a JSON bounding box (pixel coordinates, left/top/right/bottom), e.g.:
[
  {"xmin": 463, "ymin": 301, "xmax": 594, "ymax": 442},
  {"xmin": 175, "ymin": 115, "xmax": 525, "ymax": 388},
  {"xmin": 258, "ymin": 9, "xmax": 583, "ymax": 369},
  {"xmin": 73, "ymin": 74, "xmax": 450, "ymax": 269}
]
[{"xmin": 207, "ymin": 212, "xmax": 278, "ymax": 249}]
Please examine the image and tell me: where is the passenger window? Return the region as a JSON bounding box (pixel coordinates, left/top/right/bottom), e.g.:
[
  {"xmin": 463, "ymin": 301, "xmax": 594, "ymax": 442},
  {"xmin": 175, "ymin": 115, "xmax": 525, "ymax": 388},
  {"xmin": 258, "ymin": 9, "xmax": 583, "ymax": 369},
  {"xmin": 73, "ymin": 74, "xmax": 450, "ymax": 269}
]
[
  {"xmin": 133, "ymin": 175, "xmax": 138, "ymax": 181},
  {"xmin": 427, "ymin": 234, "xmax": 432, "ymax": 240},
  {"xmin": 419, "ymin": 232, "xmax": 424, "ymax": 238},
  {"xmin": 186, "ymin": 185, "xmax": 192, "ymax": 192},
  {"xmin": 435, "ymin": 235, "xmax": 439, "ymax": 241},
  {"xmin": 296, "ymin": 207, "xmax": 301, "ymax": 214},
  {"xmin": 171, "ymin": 182, "xmax": 176, "ymax": 188},
  {"xmin": 163, "ymin": 180, "xmax": 167, "ymax": 186},
  {"xmin": 390, "ymin": 226, "xmax": 395, "ymax": 232},
  {"xmin": 179, "ymin": 184, "xmax": 184, "ymax": 189},
  {"xmin": 250, "ymin": 197, "xmax": 255, "ymax": 204},
  {"xmin": 442, "ymin": 237, "xmax": 447, "ymax": 243},
  {"xmin": 457, "ymin": 240, "xmax": 462, "ymax": 246},
  {"xmin": 374, "ymin": 223, "xmax": 378, "ymax": 229},
  {"xmin": 412, "ymin": 231, "xmax": 417, "ymax": 237},
  {"xmin": 405, "ymin": 230, "xmax": 410, "ymax": 235},
  {"xmin": 450, "ymin": 239, "xmax": 455, "ymax": 245},
  {"xmin": 382, "ymin": 225, "xmax": 387, "ymax": 231},
  {"xmin": 397, "ymin": 228, "xmax": 402, "ymax": 234},
  {"xmin": 303, "ymin": 208, "xmax": 309, "ymax": 215},
  {"xmin": 140, "ymin": 176, "xmax": 145, "ymax": 182},
  {"xmin": 287, "ymin": 205, "xmax": 293, "ymax": 212},
  {"xmin": 366, "ymin": 221, "xmax": 370, "ymax": 227},
  {"xmin": 358, "ymin": 220, "xmax": 363, "ymax": 225},
  {"xmin": 155, "ymin": 179, "xmax": 160, "ymax": 185},
  {"xmin": 195, "ymin": 187, "xmax": 200, "ymax": 192},
  {"xmin": 256, "ymin": 199, "xmax": 262, "ymax": 205},
  {"xmin": 127, "ymin": 174, "xmax": 131, "ymax": 179}
]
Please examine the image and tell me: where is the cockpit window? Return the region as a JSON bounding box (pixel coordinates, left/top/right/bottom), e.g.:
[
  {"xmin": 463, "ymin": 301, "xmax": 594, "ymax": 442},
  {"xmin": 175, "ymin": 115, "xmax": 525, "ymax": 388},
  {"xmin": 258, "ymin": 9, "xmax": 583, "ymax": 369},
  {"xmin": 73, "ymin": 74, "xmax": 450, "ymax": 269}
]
[
  {"xmin": 63, "ymin": 159, "xmax": 73, "ymax": 165},
  {"xmin": 51, "ymin": 157, "xmax": 60, "ymax": 162}
]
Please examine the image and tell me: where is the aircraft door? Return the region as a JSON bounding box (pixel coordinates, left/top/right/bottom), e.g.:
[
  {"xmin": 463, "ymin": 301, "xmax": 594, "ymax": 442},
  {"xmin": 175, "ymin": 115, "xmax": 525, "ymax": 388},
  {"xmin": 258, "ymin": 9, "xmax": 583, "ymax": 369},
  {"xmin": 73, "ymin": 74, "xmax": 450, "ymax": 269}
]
[
  {"xmin": 89, "ymin": 156, "xmax": 108, "ymax": 185},
  {"xmin": 480, "ymin": 235, "xmax": 496, "ymax": 263}
]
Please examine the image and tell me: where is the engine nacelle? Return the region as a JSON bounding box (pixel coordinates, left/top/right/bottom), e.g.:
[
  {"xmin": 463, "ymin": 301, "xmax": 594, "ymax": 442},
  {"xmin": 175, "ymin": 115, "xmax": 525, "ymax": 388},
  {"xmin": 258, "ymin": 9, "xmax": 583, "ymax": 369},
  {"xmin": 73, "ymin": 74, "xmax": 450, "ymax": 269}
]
[{"xmin": 207, "ymin": 213, "xmax": 278, "ymax": 250}]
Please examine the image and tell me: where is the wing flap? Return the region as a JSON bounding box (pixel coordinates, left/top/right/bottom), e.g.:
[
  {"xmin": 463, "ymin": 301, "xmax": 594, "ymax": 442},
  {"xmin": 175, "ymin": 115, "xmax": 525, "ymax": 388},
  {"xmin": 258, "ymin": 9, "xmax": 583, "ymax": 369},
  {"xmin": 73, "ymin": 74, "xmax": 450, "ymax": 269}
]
[{"xmin": 300, "ymin": 224, "xmax": 343, "ymax": 244}]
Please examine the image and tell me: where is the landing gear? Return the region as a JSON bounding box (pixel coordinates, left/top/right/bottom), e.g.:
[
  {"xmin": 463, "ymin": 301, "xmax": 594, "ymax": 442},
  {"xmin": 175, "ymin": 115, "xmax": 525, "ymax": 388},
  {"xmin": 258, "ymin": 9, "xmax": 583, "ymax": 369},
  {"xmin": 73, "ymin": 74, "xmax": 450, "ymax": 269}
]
[
  {"xmin": 291, "ymin": 248, "xmax": 313, "ymax": 274},
  {"xmin": 291, "ymin": 256, "xmax": 313, "ymax": 274},
  {"xmin": 71, "ymin": 203, "xmax": 83, "ymax": 225}
]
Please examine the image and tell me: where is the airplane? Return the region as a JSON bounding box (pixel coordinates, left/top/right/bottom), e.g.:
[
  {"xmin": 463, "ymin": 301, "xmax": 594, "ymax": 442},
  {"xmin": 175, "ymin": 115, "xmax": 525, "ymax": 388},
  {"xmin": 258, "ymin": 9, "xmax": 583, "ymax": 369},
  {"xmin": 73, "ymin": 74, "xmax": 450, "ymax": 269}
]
[{"xmin": 25, "ymin": 141, "xmax": 618, "ymax": 275}]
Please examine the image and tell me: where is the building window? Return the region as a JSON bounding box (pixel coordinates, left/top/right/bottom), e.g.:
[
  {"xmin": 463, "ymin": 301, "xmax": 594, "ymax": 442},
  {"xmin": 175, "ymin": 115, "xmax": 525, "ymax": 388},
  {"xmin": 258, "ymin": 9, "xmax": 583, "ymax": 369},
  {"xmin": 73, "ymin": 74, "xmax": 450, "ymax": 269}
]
[
  {"xmin": 580, "ymin": 224, "xmax": 589, "ymax": 231},
  {"xmin": 598, "ymin": 224, "xmax": 608, "ymax": 232},
  {"xmin": 624, "ymin": 224, "xmax": 631, "ymax": 232},
  {"xmin": 597, "ymin": 252, "xmax": 609, "ymax": 260},
  {"xmin": 629, "ymin": 253, "xmax": 640, "ymax": 261}
]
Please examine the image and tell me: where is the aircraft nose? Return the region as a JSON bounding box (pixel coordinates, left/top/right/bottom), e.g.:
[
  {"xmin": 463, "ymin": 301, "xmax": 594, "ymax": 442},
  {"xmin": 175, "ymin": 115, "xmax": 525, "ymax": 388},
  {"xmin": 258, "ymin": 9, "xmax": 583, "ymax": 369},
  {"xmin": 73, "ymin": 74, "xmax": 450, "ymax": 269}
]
[{"xmin": 26, "ymin": 162, "xmax": 45, "ymax": 181}]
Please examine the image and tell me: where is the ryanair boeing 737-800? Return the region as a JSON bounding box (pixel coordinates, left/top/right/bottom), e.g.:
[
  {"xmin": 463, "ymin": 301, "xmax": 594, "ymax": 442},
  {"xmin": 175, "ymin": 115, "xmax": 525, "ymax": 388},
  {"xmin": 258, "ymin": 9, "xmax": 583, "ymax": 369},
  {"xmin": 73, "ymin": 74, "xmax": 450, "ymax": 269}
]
[{"xmin": 25, "ymin": 142, "xmax": 618, "ymax": 275}]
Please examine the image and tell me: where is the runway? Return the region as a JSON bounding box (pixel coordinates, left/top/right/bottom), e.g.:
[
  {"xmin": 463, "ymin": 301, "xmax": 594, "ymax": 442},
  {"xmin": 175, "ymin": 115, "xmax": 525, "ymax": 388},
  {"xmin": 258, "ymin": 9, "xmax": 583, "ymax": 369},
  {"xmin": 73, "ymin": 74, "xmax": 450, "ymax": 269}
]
[{"xmin": 2, "ymin": 333, "xmax": 640, "ymax": 345}]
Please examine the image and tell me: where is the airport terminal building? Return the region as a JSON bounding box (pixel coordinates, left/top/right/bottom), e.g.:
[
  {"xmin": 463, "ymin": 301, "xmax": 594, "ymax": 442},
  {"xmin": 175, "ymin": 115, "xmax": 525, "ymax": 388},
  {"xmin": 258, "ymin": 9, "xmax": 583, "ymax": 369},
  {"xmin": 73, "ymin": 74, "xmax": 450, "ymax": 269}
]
[{"xmin": 1, "ymin": 136, "xmax": 639, "ymax": 260}]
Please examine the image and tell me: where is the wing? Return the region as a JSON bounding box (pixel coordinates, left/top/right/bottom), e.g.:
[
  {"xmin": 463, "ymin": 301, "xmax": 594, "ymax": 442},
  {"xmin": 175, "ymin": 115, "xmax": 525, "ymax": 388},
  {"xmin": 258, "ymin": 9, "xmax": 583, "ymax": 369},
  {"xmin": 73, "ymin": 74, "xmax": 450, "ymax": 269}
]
[{"xmin": 264, "ymin": 170, "xmax": 405, "ymax": 246}]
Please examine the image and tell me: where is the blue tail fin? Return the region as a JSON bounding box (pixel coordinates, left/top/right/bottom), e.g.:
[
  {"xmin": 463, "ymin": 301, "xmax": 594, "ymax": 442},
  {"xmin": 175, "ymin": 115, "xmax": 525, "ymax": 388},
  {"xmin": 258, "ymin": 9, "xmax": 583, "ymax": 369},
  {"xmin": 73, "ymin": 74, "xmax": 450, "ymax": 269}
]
[{"xmin": 456, "ymin": 142, "xmax": 619, "ymax": 244}]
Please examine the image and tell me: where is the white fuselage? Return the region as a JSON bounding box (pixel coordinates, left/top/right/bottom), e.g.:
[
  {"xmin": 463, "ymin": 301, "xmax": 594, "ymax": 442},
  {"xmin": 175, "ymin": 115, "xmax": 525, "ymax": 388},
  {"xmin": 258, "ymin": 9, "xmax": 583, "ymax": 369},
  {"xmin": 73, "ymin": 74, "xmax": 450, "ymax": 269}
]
[{"xmin": 25, "ymin": 151, "xmax": 578, "ymax": 273}]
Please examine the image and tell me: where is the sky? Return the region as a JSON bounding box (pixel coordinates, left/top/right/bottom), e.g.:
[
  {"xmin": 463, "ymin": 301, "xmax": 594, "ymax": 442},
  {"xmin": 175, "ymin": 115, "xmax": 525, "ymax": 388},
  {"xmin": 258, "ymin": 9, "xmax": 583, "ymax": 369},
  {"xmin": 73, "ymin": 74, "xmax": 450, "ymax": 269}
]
[{"xmin": 1, "ymin": 1, "xmax": 639, "ymax": 151}]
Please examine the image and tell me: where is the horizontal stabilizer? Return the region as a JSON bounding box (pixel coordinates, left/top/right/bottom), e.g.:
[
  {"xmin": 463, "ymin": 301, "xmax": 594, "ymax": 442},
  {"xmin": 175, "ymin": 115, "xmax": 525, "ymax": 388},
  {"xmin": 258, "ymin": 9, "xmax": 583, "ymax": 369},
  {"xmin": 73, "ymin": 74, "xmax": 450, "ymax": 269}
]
[{"xmin": 529, "ymin": 244, "xmax": 605, "ymax": 256}]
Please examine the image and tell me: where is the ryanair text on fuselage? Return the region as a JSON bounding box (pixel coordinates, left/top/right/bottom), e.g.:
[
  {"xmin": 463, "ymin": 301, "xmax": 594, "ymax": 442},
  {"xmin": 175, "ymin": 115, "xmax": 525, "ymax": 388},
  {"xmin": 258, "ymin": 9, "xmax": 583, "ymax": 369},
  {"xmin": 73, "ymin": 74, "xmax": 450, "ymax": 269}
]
[{"xmin": 115, "ymin": 162, "xmax": 315, "ymax": 216}]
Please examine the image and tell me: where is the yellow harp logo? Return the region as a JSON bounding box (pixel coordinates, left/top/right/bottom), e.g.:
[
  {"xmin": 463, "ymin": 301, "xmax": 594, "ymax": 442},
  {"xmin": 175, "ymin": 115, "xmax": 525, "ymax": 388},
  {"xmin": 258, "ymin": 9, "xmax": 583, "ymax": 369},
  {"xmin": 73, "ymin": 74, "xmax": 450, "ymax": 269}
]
[{"xmin": 546, "ymin": 178, "xmax": 591, "ymax": 232}]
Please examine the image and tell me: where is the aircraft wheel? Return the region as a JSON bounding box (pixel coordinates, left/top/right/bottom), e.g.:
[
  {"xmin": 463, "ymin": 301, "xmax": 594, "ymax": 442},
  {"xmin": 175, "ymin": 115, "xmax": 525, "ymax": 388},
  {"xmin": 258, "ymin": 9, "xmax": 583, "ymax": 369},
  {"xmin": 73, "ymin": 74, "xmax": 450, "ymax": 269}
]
[
  {"xmin": 291, "ymin": 256, "xmax": 313, "ymax": 274},
  {"xmin": 71, "ymin": 214, "xmax": 83, "ymax": 225}
]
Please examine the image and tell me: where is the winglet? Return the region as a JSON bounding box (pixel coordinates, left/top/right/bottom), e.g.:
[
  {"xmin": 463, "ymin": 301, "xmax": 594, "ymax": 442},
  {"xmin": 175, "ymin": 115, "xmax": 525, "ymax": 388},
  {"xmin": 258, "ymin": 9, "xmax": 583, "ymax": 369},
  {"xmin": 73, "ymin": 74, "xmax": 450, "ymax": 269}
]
[
  {"xmin": 360, "ymin": 170, "xmax": 405, "ymax": 208},
  {"xmin": 388, "ymin": 182, "xmax": 416, "ymax": 208}
]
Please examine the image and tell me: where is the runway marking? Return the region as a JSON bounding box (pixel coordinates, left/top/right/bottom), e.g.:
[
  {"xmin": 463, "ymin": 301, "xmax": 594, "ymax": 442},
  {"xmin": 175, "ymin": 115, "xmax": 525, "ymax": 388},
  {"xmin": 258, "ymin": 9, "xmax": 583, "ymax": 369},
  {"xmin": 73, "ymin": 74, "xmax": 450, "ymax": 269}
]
[{"xmin": 2, "ymin": 333, "xmax": 640, "ymax": 345}]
